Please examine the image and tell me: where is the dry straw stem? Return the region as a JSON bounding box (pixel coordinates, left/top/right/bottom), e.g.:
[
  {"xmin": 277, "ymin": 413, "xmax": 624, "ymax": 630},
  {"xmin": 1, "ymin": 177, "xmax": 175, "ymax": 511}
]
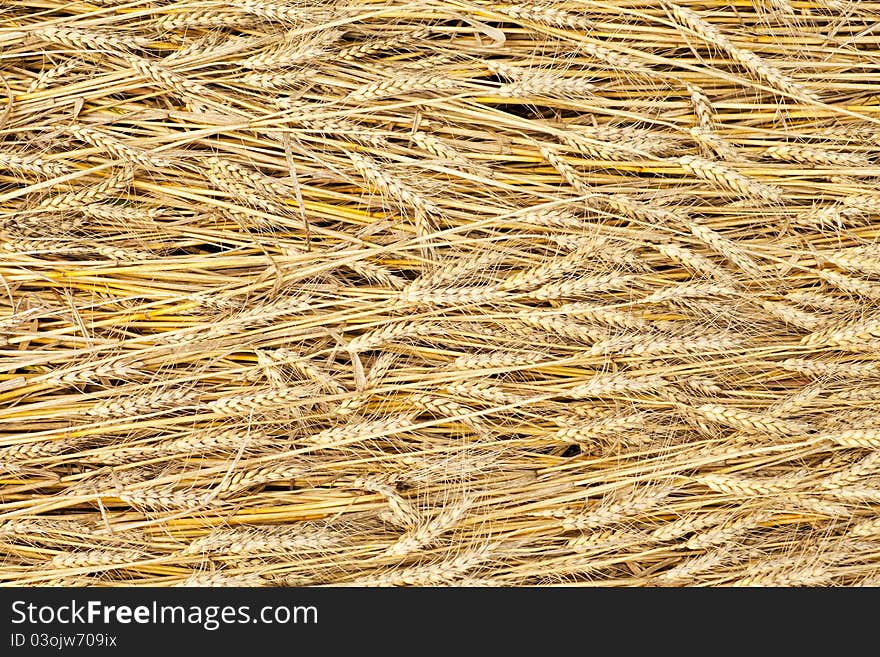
[{"xmin": 2, "ymin": 0, "xmax": 880, "ymax": 587}]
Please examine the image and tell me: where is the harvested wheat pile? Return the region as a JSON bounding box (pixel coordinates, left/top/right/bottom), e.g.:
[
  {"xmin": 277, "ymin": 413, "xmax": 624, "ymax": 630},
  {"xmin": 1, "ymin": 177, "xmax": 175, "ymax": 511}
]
[{"xmin": 1, "ymin": 0, "xmax": 879, "ymax": 587}]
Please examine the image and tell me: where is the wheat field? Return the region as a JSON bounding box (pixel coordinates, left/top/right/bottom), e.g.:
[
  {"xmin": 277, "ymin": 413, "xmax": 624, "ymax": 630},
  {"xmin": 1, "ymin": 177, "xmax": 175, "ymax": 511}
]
[{"xmin": 1, "ymin": 0, "xmax": 879, "ymax": 586}]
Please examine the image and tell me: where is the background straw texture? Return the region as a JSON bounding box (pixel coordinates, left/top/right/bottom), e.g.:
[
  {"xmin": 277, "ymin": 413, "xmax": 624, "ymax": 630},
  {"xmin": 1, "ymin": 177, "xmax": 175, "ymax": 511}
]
[{"xmin": 1, "ymin": 0, "xmax": 879, "ymax": 586}]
